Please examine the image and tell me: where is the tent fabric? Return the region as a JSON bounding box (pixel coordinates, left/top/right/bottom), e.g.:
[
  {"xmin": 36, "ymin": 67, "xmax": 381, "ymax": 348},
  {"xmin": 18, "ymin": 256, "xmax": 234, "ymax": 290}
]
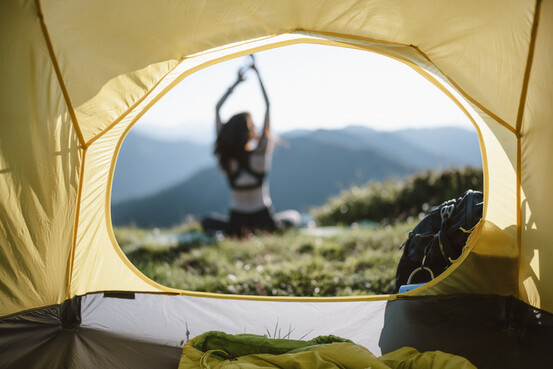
[
  {"xmin": 0, "ymin": 295, "xmax": 182, "ymax": 369},
  {"xmin": 379, "ymin": 347, "xmax": 477, "ymax": 369},
  {"xmin": 1, "ymin": 293, "xmax": 552, "ymax": 369},
  {"xmin": 1, "ymin": 0, "xmax": 553, "ymax": 364},
  {"xmin": 0, "ymin": 0, "xmax": 80, "ymax": 317},
  {"xmin": 179, "ymin": 331, "xmax": 477, "ymax": 368},
  {"xmin": 519, "ymin": 0, "xmax": 553, "ymax": 309},
  {"xmin": 189, "ymin": 331, "xmax": 353, "ymax": 356}
]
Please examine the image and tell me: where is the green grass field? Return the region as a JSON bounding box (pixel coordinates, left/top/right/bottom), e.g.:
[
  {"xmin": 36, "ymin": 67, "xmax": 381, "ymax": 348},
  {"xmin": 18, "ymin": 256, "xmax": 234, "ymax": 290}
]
[
  {"xmin": 115, "ymin": 221, "xmax": 416, "ymax": 297},
  {"xmin": 114, "ymin": 168, "xmax": 482, "ymax": 297}
]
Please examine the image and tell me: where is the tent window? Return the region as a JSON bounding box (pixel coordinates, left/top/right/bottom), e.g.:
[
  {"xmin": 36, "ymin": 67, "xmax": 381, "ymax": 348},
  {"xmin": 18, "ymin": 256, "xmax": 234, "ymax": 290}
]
[{"xmin": 111, "ymin": 43, "xmax": 482, "ymax": 297}]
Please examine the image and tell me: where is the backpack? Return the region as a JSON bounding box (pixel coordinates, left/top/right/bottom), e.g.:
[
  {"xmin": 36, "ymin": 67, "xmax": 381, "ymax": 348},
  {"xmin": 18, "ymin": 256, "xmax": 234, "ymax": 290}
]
[{"xmin": 393, "ymin": 190, "xmax": 484, "ymax": 293}]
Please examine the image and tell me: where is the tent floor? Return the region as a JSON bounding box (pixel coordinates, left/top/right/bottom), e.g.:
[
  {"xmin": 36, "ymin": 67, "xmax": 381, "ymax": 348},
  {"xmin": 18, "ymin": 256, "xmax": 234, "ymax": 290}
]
[
  {"xmin": 1, "ymin": 293, "xmax": 552, "ymax": 368},
  {"xmin": 1, "ymin": 325, "xmax": 181, "ymax": 369}
]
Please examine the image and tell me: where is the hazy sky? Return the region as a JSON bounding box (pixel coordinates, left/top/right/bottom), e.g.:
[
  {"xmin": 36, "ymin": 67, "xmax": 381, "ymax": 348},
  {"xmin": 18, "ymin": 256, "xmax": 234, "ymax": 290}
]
[{"xmin": 135, "ymin": 43, "xmax": 473, "ymax": 143}]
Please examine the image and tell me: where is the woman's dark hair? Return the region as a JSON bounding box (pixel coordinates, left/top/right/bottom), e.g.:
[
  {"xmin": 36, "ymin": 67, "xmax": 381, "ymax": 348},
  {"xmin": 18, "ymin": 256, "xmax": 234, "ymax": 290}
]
[{"xmin": 215, "ymin": 112, "xmax": 253, "ymax": 172}]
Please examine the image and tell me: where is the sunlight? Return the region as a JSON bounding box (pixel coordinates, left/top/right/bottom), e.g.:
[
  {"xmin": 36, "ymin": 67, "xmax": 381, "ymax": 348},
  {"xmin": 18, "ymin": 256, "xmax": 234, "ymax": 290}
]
[
  {"xmin": 112, "ymin": 43, "xmax": 482, "ymax": 298},
  {"xmin": 134, "ymin": 43, "xmax": 473, "ymax": 143}
]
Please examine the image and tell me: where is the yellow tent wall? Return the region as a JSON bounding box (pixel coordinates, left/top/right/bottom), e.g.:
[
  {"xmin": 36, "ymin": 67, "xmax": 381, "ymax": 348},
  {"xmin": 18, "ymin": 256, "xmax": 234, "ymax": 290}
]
[
  {"xmin": 519, "ymin": 0, "xmax": 553, "ymax": 309},
  {"xmin": 1, "ymin": 0, "xmax": 552, "ymax": 321},
  {"xmin": 0, "ymin": 0, "xmax": 80, "ymax": 316}
]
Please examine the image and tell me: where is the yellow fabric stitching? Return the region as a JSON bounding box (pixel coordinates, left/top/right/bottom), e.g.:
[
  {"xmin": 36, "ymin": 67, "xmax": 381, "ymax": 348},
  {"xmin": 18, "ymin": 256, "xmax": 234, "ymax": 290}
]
[
  {"xmin": 35, "ymin": 0, "xmax": 86, "ymax": 148},
  {"xmin": 102, "ymin": 34, "xmax": 493, "ymax": 303},
  {"xmin": 67, "ymin": 148, "xmax": 86, "ymax": 299},
  {"xmin": 516, "ymin": 0, "xmax": 542, "ymax": 134}
]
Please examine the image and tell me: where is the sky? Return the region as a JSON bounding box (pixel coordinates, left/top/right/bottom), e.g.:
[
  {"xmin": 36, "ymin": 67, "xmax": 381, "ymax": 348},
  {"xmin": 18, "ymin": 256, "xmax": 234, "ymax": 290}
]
[{"xmin": 135, "ymin": 43, "xmax": 473, "ymax": 144}]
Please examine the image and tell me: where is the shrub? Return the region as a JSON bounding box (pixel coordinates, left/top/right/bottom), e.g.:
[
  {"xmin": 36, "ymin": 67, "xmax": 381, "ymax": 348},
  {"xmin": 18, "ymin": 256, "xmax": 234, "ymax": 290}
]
[{"xmin": 311, "ymin": 167, "xmax": 483, "ymax": 226}]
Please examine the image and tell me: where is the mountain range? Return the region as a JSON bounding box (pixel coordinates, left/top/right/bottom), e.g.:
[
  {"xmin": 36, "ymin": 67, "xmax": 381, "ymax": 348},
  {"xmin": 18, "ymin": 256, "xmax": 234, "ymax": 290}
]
[
  {"xmin": 111, "ymin": 132, "xmax": 215, "ymax": 203},
  {"xmin": 111, "ymin": 125, "xmax": 481, "ymax": 227}
]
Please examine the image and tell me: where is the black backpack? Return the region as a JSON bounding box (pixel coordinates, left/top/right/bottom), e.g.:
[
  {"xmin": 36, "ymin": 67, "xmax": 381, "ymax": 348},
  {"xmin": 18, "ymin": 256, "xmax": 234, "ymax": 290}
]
[{"xmin": 393, "ymin": 190, "xmax": 484, "ymax": 293}]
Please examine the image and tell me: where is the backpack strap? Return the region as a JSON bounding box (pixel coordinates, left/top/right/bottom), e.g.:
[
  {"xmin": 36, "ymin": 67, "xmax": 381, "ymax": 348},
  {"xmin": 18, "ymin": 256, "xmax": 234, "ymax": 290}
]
[
  {"xmin": 438, "ymin": 190, "xmax": 478, "ymax": 265},
  {"xmin": 437, "ymin": 203, "xmax": 456, "ymax": 265}
]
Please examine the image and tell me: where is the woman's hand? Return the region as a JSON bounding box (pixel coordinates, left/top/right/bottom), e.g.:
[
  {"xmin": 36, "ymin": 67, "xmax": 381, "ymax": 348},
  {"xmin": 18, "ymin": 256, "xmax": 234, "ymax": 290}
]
[{"xmin": 237, "ymin": 66, "xmax": 249, "ymax": 83}]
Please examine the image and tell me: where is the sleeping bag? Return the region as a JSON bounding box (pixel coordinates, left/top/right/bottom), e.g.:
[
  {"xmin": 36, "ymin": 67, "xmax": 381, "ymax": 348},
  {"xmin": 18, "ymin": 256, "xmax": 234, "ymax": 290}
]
[{"xmin": 178, "ymin": 331, "xmax": 476, "ymax": 369}]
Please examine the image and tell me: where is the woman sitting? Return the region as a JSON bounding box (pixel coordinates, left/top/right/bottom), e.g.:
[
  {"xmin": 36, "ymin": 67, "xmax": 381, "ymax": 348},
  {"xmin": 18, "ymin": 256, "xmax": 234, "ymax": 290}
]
[{"xmin": 202, "ymin": 59, "xmax": 300, "ymax": 237}]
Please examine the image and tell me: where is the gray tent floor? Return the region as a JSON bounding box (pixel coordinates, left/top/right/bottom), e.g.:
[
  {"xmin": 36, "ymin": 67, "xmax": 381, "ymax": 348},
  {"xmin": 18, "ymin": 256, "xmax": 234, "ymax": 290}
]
[
  {"xmin": 2, "ymin": 325, "xmax": 181, "ymax": 369},
  {"xmin": 1, "ymin": 293, "xmax": 552, "ymax": 369}
]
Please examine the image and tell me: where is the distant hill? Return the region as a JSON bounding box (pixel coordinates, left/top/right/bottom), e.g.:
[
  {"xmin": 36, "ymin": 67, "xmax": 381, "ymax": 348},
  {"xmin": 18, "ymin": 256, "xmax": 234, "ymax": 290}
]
[
  {"xmin": 111, "ymin": 135, "xmax": 412, "ymax": 227},
  {"xmin": 394, "ymin": 127, "xmax": 482, "ymax": 168},
  {"xmin": 112, "ymin": 167, "xmax": 229, "ymax": 227},
  {"xmin": 111, "ymin": 131, "xmax": 214, "ymax": 203},
  {"xmin": 111, "ymin": 125, "xmax": 481, "ymax": 227},
  {"xmin": 290, "ymin": 125, "xmax": 481, "ymax": 169}
]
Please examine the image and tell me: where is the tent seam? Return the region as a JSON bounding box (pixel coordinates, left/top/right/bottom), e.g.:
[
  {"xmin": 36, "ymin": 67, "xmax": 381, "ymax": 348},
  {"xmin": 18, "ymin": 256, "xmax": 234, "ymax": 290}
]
[
  {"xmin": 390, "ymin": 54, "xmax": 491, "ymax": 221},
  {"xmin": 85, "ymin": 58, "xmax": 187, "ymax": 148},
  {"xmin": 35, "ymin": 0, "xmax": 86, "ymax": 148},
  {"xmin": 516, "ymin": 0, "xmax": 542, "ymax": 135},
  {"xmin": 516, "ymin": 138, "xmax": 522, "ymax": 300},
  {"xmin": 291, "ymin": 32, "xmax": 492, "ymax": 226},
  {"xmin": 85, "ymin": 289, "xmax": 398, "ymax": 303},
  {"xmin": 86, "ymin": 33, "xmax": 288, "ymax": 147},
  {"xmin": 101, "ymin": 37, "xmax": 343, "ymax": 295},
  {"xmin": 103, "ymin": 34, "xmax": 492, "ymax": 301},
  {"xmin": 298, "ymin": 28, "xmax": 408, "ymax": 47},
  {"xmin": 97, "ymin": 59, "xmax": 197, "ymax": 294},
  {"xmin": 66, "ymin": 148, "xmax": 87, "ymax": 299},
  {"xmin": 99, "ymin": 35, "xmax": 412, "ymax": 297},
  {"xmin": 515, "ymin": 0, "xmax": 542, "ymax": 302},
  {"xmin": 298, "ymin": 28, "xmax": 516, "ymax": 135},
  {"xmin": 0, "ymin": 302, "xmax": 62, "ymax": 321},
  {"xmin": 410, "ymin": 45, "xmax": 517, "ymax": 136},
  {"xmin": 406, "ymin": 220, "xmax": 484, "ymax": 297},
  {"xmin": 104, "ymin": 130, "xmax": 181, "ymax": 293}
]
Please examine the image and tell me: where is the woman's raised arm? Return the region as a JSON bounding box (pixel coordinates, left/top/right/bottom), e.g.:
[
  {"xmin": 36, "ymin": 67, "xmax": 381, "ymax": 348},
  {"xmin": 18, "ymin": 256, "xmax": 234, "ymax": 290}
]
[
  {"xmin": 252, "ymin": 64, "xmax": 270, "ymax": 138},
  {"xmin": 215, "ymin": 67, "xmax": 247, "ymax": 136}
]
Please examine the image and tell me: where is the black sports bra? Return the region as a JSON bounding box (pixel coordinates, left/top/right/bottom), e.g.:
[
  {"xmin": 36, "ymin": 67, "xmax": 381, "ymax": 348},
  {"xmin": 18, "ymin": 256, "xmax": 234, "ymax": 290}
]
[{"xmin": 226, "ymin": 152, "xmax": 266, "ymax": 191}]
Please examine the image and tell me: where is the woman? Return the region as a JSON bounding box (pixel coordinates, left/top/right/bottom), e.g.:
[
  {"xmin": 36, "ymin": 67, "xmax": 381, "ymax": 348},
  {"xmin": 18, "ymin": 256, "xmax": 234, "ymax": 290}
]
[{"xmin": 202, "ymin": 60, "xmax": 300, "ymax": 237}]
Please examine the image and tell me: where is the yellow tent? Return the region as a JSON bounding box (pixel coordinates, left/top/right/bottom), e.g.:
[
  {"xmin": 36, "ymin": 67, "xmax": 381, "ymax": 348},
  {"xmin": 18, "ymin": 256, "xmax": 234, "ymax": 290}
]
[{"xmin": 1, "ymin": 0, "xmax": 551, "ymax": 368}]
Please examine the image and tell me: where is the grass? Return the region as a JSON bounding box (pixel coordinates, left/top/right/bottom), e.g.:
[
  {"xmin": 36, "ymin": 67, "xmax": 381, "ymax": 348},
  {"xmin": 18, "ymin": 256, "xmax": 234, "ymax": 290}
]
[
  {"xmin": 113, "ymin": 168, "xmax": 483, "ymax": 298},
  {"xmin": 114, "ymin": 220, "xmax": 415, "ymax": 297},
  {"xmin": 312, "ymin": 167, "xmax": 483, "ymax": 226},
  {"xmin": 111, "ymin": 167, "xmax": 483, "ymax": 301}
]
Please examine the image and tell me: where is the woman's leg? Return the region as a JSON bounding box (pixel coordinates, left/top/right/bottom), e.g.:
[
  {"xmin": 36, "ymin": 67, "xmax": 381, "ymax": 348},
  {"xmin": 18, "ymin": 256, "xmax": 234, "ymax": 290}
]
[
  {"xmin": 201, "ymin": 212, "xmax": 230, "ymax": 235},
  {"xmin": 229, "ymin": 208, "xmax": 277, "ymax": 237},
  {"xmin": 273, "ymin": 210, "xmax": 302, "ymax": 229}
]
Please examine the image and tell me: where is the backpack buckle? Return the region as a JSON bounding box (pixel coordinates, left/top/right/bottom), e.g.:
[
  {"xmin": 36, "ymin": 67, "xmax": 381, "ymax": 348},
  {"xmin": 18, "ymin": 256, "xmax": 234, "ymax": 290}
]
[
  {"xmin": 407, "ymin": 266, "xmax": 435, "ymax": 284},
  {"xmin": 440, "ymin": 204, "xmax": 455, "ymax": 220}
]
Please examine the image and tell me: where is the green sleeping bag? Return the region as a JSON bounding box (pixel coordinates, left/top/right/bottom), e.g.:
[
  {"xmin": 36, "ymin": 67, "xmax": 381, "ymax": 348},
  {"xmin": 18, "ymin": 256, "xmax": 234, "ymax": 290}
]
[{"xmin": 178, "ymin": 331, "xmax": 477, "ymax": 369}]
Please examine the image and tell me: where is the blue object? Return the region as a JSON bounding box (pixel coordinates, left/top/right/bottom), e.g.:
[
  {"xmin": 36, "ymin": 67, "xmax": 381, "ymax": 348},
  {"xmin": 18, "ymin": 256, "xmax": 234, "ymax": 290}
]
[{"xmin": 398, "ymin": 283, "xmax": 426, "ymax": 293}]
